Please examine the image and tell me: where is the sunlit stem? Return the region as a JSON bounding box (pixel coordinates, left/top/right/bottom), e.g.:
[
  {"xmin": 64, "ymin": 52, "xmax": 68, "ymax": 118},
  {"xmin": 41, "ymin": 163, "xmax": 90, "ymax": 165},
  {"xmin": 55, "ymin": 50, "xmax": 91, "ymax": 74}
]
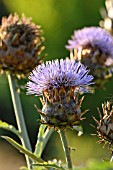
[
  {"xmin": 7, "ymin": 73, "xmax": 32, "ymax": 169},
  {"xmin": 59, "ymin": 129, "xmax": 73, "ymax": 169},
  {"xmin": 42, "ymin": 128, "xmax": 54, "ymax": 152},
  {"xmin": 34, "ymin": 124, "xmax": 46, "ymax": 157},
  {"xmin": 34, "ymin": 124, "xmax": 53, "ymax": 157}
]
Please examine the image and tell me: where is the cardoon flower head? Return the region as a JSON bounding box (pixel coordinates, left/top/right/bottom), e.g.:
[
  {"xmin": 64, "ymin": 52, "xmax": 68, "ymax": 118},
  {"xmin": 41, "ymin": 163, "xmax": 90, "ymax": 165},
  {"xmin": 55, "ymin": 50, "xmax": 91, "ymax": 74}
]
[
  {"xmin": 27, "ymin": 59, "xmax": 94, "ymax": 128},
  {"xmin": 94, "ymin": 101, "xmax": 113, "ymax": 146},
  {"xmin": 0, "ymin": 13, "xmax": 45, "ymax": 78},
  {"xmin": 66, "ymin": 27, "xmax": 113, "ymax": 86}
]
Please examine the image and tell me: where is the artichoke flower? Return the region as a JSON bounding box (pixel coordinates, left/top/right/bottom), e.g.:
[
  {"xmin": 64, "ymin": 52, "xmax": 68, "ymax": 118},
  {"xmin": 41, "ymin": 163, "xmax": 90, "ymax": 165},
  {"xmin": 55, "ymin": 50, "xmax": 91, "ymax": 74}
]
[
  {"xmin": 0, "ymin": 13, "xmax": 45, "ymax": 78},
  {"xmin": 27, "ymin": 59, "xmax": 94, "ymax": 128},
  {"xmin": 66, "ymin": 27, "xmax": 113, "ymax": 87}
]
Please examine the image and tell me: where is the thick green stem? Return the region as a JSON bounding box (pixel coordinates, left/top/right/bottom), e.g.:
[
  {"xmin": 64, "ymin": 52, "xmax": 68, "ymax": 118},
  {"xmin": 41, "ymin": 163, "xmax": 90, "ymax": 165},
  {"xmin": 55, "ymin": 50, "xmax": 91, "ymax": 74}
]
[
  {"xmin": 59, "ymin": 129, "xmax": 73, "ymax": 170},
  {"xmin": 34, "ymin": 124, "xmax": 53, "ymax": 157},
  {"xmin": 42, "ymin": 128, "xmax": 54, "ymax": 152},
  {"xmin": 34, "ymin": 124, "xmax": 46, "ymax": 157},
  {"xmin": 7, "ymin": 73, "xmax": 32, "ymax": 169}
]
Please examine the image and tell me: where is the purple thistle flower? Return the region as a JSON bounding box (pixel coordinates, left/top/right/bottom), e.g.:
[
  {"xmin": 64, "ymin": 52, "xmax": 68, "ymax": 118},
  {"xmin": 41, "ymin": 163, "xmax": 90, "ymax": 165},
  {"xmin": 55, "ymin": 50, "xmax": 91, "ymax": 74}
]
[
  {"xmin": 66, "ymin": 27, "xmax": 113, "ymax": 57},
  {"xmin": 65, "ymin": 27, "xmax": 113, "ymax": 87},
  {"xmin": 27, "ymin": 59, "xmax": 94, "ymax": 128},
  {"xmin": 27, "ymin": 59, "xmax": 94, "ymax": 96}
]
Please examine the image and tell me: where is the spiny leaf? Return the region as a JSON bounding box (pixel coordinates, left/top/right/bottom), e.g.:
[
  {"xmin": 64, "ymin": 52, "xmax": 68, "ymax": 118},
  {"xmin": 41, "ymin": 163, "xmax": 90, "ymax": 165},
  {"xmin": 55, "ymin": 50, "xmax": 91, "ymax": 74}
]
[
  {"xmin": 0, "ymin": 120, "xmax": 21, "ymax": 137},
  {"xmin": 1, "ymin": 136, "xmax": 44, "ymax": 163}
]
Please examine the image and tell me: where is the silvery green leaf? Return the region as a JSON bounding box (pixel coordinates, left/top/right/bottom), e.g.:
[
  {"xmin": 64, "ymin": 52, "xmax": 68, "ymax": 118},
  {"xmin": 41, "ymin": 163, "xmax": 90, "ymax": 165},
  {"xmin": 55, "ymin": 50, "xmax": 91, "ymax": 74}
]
[
  {"xmin": 0, "ymin": 120, "xmax": 21, "ymax": 137},
  {"xmin": 2, "ymin": 136, "xmax": 44, "ymax": 163}
]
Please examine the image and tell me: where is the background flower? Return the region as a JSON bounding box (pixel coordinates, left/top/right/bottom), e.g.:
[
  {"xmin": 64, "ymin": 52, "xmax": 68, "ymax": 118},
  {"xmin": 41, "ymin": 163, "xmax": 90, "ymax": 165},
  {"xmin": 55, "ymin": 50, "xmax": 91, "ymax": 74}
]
[
  {"xmin": 0, "ymin": 13, "xmax": 45, "ymax": 78},
  {"xmin": 66, "ymin": 26, "xmax": 113, "ymax": 87},
  {"xmin": 66, "ymin": 27, "xmax": 113, "ymax": 56}
]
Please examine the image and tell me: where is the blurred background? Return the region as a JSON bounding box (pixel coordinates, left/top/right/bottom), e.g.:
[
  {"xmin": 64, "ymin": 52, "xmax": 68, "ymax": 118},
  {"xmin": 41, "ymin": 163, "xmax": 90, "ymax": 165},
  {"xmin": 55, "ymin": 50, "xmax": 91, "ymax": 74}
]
[{"xmin": 0, "ymin": 0, "xmax": 113, "ymax": 169}]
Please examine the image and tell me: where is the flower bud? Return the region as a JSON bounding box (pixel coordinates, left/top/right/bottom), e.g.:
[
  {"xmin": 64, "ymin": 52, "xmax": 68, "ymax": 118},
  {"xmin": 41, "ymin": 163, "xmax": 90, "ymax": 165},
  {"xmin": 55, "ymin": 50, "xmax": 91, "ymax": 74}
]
[{"xmin": 94, "ymin": 101, "xmax": 113, "ymax": 145}]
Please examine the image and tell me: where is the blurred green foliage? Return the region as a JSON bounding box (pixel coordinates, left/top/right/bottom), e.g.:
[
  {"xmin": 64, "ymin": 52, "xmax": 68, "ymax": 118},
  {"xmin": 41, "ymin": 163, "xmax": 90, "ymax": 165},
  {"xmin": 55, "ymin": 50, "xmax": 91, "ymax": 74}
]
[
  {"xmin": 0, "ymin": 0, "xmax": 113, "ymax": 166},
  {"xmin": 76, "ymin": 159, "xmax": 113, "ymax": 170}
]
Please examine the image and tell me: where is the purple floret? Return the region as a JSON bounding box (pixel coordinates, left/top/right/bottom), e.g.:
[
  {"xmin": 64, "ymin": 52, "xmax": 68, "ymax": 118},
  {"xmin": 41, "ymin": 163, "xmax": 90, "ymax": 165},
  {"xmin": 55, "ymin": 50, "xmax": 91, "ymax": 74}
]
[
  {"xmin": 27, "ymin": 59, "xmax": 94, "ymax": 96},
  {"xmin": 66, "ymin": 27, "xmax": 113, "ymax": 56}
]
